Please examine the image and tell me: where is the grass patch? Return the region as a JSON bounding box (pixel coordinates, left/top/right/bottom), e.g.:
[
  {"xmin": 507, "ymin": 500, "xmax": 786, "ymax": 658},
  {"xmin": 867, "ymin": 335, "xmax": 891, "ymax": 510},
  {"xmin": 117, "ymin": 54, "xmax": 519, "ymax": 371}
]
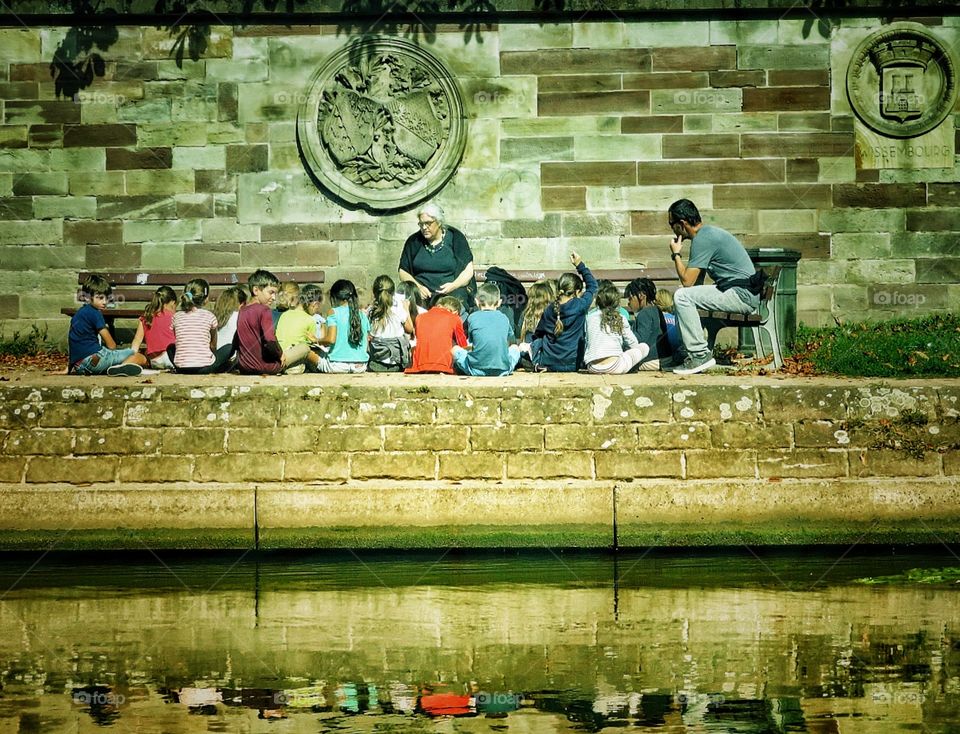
[
  {"xmin": 0, "ymin": 324, "xmax": 60, "ymax": 357},
  {"xmin": 790, "ymin": 314, "xmax": 960, "ymax": 377}
]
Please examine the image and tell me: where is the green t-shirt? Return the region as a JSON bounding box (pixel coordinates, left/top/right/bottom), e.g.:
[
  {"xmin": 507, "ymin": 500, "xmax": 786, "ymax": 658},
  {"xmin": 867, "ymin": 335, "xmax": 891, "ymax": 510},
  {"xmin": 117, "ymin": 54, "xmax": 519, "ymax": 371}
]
[{"xmin": 275, "ymin": 308, "xmax": 316, "ymax": 351}]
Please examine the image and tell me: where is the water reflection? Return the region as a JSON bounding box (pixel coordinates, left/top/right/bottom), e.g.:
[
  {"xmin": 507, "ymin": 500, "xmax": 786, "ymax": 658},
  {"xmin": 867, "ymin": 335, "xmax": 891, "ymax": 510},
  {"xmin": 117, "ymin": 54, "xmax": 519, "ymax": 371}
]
[{"xmin": 0, "ymin": 548, "xmax": 957, "ymax": 732}]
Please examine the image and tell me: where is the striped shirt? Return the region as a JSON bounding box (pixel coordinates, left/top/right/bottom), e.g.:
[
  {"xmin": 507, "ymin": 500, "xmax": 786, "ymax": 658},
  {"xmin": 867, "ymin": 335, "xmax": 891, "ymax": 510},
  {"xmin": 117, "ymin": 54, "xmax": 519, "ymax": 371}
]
[{"xmin": 172, "ymin": 308, "xmax": 218, "ymax": 368}]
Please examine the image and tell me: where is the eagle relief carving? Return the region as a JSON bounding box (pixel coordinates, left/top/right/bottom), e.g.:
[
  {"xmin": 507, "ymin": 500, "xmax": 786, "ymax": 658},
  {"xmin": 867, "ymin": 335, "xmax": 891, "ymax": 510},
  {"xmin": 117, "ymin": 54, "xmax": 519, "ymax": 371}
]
[{"xmin": 298, "ymin": 39, "xmax": 466, "ymax": 212}]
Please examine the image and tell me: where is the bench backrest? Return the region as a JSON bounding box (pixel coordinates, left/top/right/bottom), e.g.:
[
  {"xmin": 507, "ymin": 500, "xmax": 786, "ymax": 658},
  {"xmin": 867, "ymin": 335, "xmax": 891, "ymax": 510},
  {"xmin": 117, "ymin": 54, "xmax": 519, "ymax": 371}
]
[{"xmin": 475, "ymin": 267, "xmax": 677, "ymax": 285}]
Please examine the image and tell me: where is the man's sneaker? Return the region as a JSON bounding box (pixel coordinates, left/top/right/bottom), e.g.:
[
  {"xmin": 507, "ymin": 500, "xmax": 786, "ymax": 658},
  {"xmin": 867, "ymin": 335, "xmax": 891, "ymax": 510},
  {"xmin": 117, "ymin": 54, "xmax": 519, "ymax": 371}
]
[
  {"xmin": 672, "ymin": 354, "xmax": 716, "ymax": 375},
  {"xmin": 106, "ymin": 363, "xmax": 142, "ymax": 377}
]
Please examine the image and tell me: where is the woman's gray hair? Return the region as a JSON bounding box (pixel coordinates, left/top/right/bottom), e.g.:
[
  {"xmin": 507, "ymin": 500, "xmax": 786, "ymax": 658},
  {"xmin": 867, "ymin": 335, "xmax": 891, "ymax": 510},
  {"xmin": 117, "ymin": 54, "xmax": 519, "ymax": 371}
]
[{"xmin": 417, "ymin": 201, "xmax": 445, "ymax": 228}]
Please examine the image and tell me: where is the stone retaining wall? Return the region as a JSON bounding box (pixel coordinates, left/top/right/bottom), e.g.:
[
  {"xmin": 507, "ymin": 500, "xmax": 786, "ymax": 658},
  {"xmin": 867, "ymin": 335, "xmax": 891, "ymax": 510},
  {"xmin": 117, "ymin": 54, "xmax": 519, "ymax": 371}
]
[{"xmin": 1, "ymin": 375, "xmax": 958, "ymax": 549}]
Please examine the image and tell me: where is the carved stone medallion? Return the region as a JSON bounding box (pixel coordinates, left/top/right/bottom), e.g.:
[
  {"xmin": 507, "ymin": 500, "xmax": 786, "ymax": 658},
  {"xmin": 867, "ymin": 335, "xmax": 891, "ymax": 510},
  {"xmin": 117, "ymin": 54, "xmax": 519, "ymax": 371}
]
[
  {"xmin": 297, "ymin": 37, "xmax": 466, "ymax": 213},
  {"xmin": 847, "ymin": 23, "xmax": 958, "ymax": 139}
]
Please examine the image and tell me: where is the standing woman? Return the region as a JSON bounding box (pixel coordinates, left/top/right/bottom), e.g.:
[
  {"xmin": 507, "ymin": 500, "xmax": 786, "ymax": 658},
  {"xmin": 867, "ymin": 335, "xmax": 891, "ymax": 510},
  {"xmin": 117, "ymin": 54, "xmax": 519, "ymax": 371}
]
[{"xmin": 398, "ymin": 202, "xmax": 477, "ymax": 312}]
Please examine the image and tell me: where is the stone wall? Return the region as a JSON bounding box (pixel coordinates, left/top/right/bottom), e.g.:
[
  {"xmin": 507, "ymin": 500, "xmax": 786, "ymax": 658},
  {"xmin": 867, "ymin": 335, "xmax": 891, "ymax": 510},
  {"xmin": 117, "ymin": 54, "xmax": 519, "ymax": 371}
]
[
  {"xmin": 0, "ymin": 12, "xmax": 958, "ymax": 342},
  {"xmin": 1, "ymin": 375, "xmax": 958, "ymax": 549}
]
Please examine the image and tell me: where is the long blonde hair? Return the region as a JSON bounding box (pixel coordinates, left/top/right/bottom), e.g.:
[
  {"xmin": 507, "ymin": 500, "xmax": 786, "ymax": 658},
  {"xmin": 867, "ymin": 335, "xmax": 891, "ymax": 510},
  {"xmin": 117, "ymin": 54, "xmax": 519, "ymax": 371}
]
[
  {"xmin": 520, "ymin": 280, "xmax": 556, "ymax": 340},
  {"xmin": 211, "ymin": 285, "xmax": 248, "ymax": 328}
]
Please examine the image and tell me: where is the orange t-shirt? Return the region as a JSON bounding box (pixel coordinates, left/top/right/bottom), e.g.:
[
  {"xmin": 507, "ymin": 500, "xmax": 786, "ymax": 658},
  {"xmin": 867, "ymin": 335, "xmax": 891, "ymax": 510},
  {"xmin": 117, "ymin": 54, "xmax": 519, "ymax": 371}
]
[{"xmin": 406, "ymin": 307, "xmax": 467, "ymax": 374}]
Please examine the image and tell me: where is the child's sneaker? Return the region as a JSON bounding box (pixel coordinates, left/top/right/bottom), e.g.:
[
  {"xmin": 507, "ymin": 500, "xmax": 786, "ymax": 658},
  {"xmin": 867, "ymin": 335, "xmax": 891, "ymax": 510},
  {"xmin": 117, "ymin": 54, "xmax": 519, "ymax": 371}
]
[{"xmin": 106, "ymin": 363, "xmax": 143, "ymax": 377}]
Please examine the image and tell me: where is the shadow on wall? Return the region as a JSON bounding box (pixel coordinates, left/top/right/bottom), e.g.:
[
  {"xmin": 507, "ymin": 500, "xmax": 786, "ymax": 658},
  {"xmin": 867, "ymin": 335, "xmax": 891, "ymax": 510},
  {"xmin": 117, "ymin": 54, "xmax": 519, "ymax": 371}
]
[{"xmin": 0, "ymin": 0, "xmax": 934, "ymax": 100}]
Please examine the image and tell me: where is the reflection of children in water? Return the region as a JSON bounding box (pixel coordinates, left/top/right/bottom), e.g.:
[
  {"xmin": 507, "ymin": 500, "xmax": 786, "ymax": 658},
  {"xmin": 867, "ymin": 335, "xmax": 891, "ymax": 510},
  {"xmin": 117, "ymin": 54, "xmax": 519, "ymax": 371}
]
[{"xmin": 72, "ymin": 685, "xmax": 123, "ymax": 726}]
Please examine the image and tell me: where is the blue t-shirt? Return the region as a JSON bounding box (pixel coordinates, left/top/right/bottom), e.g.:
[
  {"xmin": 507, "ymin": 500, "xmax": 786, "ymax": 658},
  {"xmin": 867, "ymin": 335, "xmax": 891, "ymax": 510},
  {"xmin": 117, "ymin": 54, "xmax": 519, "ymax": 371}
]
[
  {"xmin": 326, "ymin": 304, "xmax": 371, "ymax": 362},
  {"xmin": 68, "ymin": 303, "xmax": 106, "ymax": 365},
  {"xmin": 463, "ymin": 309, "xmax": 515, "ymax": 376}
]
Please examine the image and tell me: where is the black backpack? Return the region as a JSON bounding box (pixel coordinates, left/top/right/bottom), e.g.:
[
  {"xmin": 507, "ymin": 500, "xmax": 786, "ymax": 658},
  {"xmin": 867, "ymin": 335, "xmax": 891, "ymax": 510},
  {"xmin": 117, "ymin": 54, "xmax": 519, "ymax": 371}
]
[{"xmin": 482, "ymin": 266, "xmax": 528, "ymax": 338}]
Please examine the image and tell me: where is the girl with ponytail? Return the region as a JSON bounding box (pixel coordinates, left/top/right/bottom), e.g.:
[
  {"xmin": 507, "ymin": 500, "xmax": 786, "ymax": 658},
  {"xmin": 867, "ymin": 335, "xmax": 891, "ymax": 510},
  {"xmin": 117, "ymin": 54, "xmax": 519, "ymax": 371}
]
[
  {"xmin": 367, "ymin": 275, "xmax": 414, "ymax": 372},
  {"xmin": 172, "ymin": 278, "xmax": 233, "ymax": 374},
  {"xmin": 583, "ymin": 281, "xmax": 649, "ymax": 374},
  {"xmin": 130, "ymin": 286, "xmax": 177, "ymax": 370},
  {"xmin": 523, "ymin": 252, "xmax": 598, "ymax": 372},
  {"xmin": 317, "ymin": 279, "xmax": 371, "ymax": 373}
]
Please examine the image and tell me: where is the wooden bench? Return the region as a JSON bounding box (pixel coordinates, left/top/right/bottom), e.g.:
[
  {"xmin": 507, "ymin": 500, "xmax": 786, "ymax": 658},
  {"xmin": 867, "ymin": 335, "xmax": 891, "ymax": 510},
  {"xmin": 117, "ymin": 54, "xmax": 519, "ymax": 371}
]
[
  {"xmin": 61, "ymin": 270, "xmax": 326, "ymax": 336},
  {"xmin": 476, "ymin": 264, "xmax": 785, "ymax": 369}
]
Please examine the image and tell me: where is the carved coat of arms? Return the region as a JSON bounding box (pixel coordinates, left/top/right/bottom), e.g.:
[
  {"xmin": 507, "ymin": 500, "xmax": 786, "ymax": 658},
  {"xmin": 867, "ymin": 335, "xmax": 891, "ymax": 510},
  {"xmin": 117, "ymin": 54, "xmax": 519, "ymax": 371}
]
[
  {"xmin": 847, "ymin": 24, "xmax": 958, "ymax": 139},
  {"xmin": 298, "ymin": 39, "xmax": 466, "ymax": 212}
]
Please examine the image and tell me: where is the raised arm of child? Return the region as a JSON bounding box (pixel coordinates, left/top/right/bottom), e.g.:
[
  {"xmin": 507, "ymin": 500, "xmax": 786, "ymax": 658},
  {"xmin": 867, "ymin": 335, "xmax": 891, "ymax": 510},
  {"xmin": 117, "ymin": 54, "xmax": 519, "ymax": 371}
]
[{"xmin": 130, "ymin": 320, "xmax": 145, "ymax": 353}]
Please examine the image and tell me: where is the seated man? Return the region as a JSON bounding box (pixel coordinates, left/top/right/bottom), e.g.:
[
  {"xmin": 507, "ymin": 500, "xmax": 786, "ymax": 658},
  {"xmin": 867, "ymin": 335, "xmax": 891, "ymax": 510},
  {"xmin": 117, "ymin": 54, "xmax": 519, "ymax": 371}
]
[{"xmin": 667, "ymin": 198, "xmax": 759, "ymax": 375}]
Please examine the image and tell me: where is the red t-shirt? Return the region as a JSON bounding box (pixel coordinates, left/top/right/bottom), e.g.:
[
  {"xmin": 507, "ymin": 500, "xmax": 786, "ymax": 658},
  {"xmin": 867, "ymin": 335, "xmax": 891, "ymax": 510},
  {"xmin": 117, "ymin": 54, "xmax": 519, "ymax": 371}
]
[
  {"xmin": 140, "ymin": 309, "xmax": 175, "ymax": 357},
  {"xmin": 236, "ymin": 302, "xmax": 283, "ymax": 374},
  {"xmin": 406, "ymin": 307, "xmax": 467, "ymax": 374}
]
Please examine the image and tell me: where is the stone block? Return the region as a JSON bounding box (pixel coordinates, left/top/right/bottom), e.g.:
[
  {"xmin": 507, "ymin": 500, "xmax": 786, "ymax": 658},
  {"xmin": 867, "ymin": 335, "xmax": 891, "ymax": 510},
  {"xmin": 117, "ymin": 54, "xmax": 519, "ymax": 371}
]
[
  {"xmin": 575, "ymin": 133, "xmax": 660, "ymax": 163},
  {"xmin": 471, "ymin": 425, "xmax": 544, "ymax": 451},
  {"xmin": 183, "ymin": 242, "xmax": 241, "ymax": 268},
  {"xmin": 4, "ymin": 430, "xmax": 73, "ymax": 455},
  {"xmin": 48, "ymin": 148, "xmax": 106, "ymax": 172},
  {"xmin": 794, "ymin": 421, "xmax": 861, "ymax": 448},
  {"xmin": 539, "ymin": 73, "xmax": 621, "ymax": 93},
  {"xmin": 622, "ymin": 72, "xmax": 711, "ymax": 89},
  {"xmin": 98, "ymin": 195, "xmax": 177, "ymax": 220},
  {"xmin": 663, "ymin": 134, "xmax": 740, "ymax": 159},
  {"xmin": 502, "ymin": 49, "xmax": 650, "ymax": 75},
  {"xmin": 69, "ymin": 171, "xmax": 126, "ymax": 196},
  {"xmin": 833, "ymin": 184, "xmax": 926, "ymax": 208},
  {"xmin": 758, "ymin": 449, "xmax": 848, "ymax": 478},
  {"xmin": 500, "ymin": 136, "xmax": 573, "ymax": 165},
  {"xmin": 351, "ymin": 452, "xmax": 436, "ymax": 480},
  {"xmin": 192, "ymin": 398, "xmax": 281, "ymax": 427},
  {"xmin": 125, "ymin": 401, "xmax": 193, "ymax": 427},
  {"xmin": 0, "ymin": 196, "xmax": 33, "ymax": 220},
  {"xmin": 541, "ymin": 162, "xmax": 636, "ymax": 187},
  {"xmin": 501, "ymin": 397, "xmax": 591, "ymax": 425},
  {"xmin": 711, "ymin": 422, "xmax": 793, "ymax": 449},
  {"xmin": 74, "ymin": 429, "xmax": 157, "ymax": 455},
  {"xmin": 831, "ymin": 232, "xmax": 892, "ymax": 259},
  {"xmin": 161, "ymin": 428, "xmax": 227, "ymax": 455},
  {"xmin": 283, "ymin": 453, "xmax": 350, "ymax": 482},
  {"xmin": 652, "ymin": 46, "xmax": 736, "ymax": 71},
  {"xmin": 0, "ymin": 29, "xmax": 41, "ymax": 62},
  {"xmin": 118, "ymin": 456, "xmax": 193, "ymax": 483},
  {"xmin": 685, "ymin": 449, "xmax": 757, "ymax": 479},
  {"xmin": 738, "ymin": 45, "xmax": 828, "ymax": 70},
  {"xmin": 195, "ymin": 169, "xmax": 234, "ymax": 194},
  {"xmin": 928, "ymin": 183, "xmax": 960, "ymax": 207},
  {"xmin": 572, "ymin": 20, "xmax": 625, "ymax": 48},
  {"xmin": 384, "ymin": 426, "xmax": 467, "ymax": 452},
  {"xmin": 226, "ymin": 143, "xmax": 269, "ymax": 173},
  {"xmin": 464, "ymin": 77, "xmax": 537, "ymax": 119},
  {"xmin": 741, "ymin": 132, "xmax": 851, "ymax": 158},
  {"xmin": 651, "ymin": 88, "xmax": 741, "ymax": 114},
  {"xmin": 743, "ymin": 87, "xmax": 829, "ymax": 112},
  {"xmin": 540, "ymin": 91, "xmax": 650, "ymax": 117},
  {"xmin": 710, "ymin": 20, "xmax": 778, "ymax": 45},
  {"xmin": 11, "ymin": 172, "xmax": 67, "ymax": 196},
  {"xmin": 759, "ymin": 386, "xmax": 847, "ymax": 422},
  {"xmin": 0, "ymin": 221, "xmax": 62, "ymax": 245},
  {"xmin": 124, "ymin": 219, "xmax": 201, "ymax": 244},
  {"xmin": 757, "ymin": 209, "xmax": 817, "ymax": 234},
  {"xmin": 545, "ymin": 425, "xmax": 636, "ymax": 451},
  {"xmin": 194, "ymin": 453, "xmax": 284, "ymax": 483},
  {"xmin": 63, "ymin": 123, "xmax": 136, "ymax": 148},
  {"xmin": 846, "ymin": 386, "xmax": 938, "ymax": 421},
  {"xmin": 506, "ymin": 451, "xmax": 593, "ymax": 479},
  {"xmin": 260, "ymin": 222, "xmax": 377, "ymax": 241},
  {"xmin": 786, "ymin": 159, "xmax": 819, "ymax": 182},
  {"xmin": 945, "ymin": 452, "xmax": 960, "ymax": 476},
  {"xmin": 852, "ymin": 450, "xmax": 941, "ymax": 478},
  {"xmin": 710, "ymin": 70, "xmax": 765, "ymax": 88},
  {"xmin": 637, "ymin": 423, "xmax": 711, "ymax": 449},
  {"xmin": 714, "ymin": 183, "xmax": 831, "ymax": 209},
  {"xmin": 626, "ymin": 21, "xmax": 709, "ymax": 48},
  {"xmin": 0, "ymin": 457, "xmax": 26, "ymax": 483},
  {"xmin": 542, "ymin": 187, "xmax": 586, "ymax": 211},
  {"xmin": 589, "ymin": 184, "xmax": 714, "ymax": 212},
  {"xmin": 501, "ymin": 216, "xmax": 561, "ymax": 240},
  {"xmin": 5, "ymin": 100, "xmax": 80, "ymax": 125},
  {"xmin": 499, "ymin": 23, "xmax": 571, "ymax": 51},
  {"xmin": 139, "ymin": 242, "xmax": 184, "ymax": 270},
  {"xmin": 105, "ymin": 147, "xmax": 171, "ymax": 170},
  {"xmin": 0, "ymin": 125, "xmax": 28, "ymax": 150},
  {"xmin": 672, "ymin": 386, "xmax": 759, "ymax": 422},
  {"xmin": 906, "ymin": 208, "xmax": 960, "ymax": 232},
  {"xmin": 174, "ymin": 193, "xmax": 214, "ymax": 219},
  {"xmin": 26, "ymin": 456, "xmax": 118, "ymax": 483},
  {"xmin": 85, "ymin": 244, "xmax": 141, "ymax": 270},
  {"xmin": 0, "ymin": 244, "xmax": 84, "ymax": 270},
  {"xmin": 621, "ymin": 115, "xmax": 683, "ymax": 134},
  {"xmin": 595, "ymin": 451, "xmax": 681, "ymax": 479},
  {"xmin": 438, "ymin": 453, "xmax": 505, "ymax": 480},
  {"xmin": 125, "ymin": 170, "xmax": 195, "ymax": 196},
  {"xmin": 34, "ymin": 196, "xmax": 97, "ymax": 219}
]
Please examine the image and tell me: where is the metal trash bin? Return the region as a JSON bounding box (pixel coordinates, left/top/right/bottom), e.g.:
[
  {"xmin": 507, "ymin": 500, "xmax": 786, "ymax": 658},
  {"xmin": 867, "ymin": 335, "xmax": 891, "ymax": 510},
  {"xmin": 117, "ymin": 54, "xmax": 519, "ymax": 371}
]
[{"xmin": 739, "ymin": 248, "xmax": 801, "ymax": 358}]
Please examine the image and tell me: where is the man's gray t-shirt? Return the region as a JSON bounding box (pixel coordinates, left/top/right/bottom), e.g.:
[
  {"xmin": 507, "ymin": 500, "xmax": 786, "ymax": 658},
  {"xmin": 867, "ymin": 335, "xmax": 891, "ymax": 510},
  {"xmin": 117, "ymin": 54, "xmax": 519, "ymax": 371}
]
[{"xmin": 687, "ymin": 225, "xmax": 758, "ymax": 305}]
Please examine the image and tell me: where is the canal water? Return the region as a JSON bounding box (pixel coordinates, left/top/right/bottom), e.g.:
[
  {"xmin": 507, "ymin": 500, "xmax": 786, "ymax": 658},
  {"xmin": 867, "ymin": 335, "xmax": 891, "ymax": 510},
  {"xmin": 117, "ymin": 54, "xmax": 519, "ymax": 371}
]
[{"xmin": 0, "ymin": 547, "xmax": 958, "ymax": 732}]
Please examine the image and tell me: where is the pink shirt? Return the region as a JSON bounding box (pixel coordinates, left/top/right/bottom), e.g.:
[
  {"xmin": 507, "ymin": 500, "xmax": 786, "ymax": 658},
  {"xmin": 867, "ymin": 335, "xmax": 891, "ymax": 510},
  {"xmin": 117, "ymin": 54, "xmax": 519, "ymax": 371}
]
[
  {"xmin": 140, "ymin": 310, "xmax": 175, "ymax": 357},
  {"xmin": 172, "ymin": 308, "xmax": 218, "ymax": 368}
]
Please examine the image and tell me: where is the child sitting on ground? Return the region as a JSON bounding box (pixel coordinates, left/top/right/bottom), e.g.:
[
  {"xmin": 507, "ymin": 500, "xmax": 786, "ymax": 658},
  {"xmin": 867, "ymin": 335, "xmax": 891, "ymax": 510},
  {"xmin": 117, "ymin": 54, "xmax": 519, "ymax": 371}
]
[
  {"xmin": 655, "ymin": 288, "xmax": 684, "ymax": 361},
  {"xmin": 236, "ymin": 269, "xmax": 315, "ymax": 375},
  {"xmin": 172, "ymin": 279, "xmax": 233, "ymax": 374},
  {"xmin": 272, "ymin": 281, "xmax": 300, "ymax": 329},
  {"xmin": 453, "ymin": 282, "xmax": 521, "ymax": 376},
  {"xmin": 524, "ymin": 252, "xmax": 598, "ymax": 372},
  {"xmin": 406, "ymin": 295, "xmax": 467, "ymax": 374},
  {"xmin": 211, "ymin": 285, "xmax": 247, "ymax": 355},
  {"xmin": 623, "ymin": 278, "xmax": 675, "ymax": 371},
  {"xmin": 317, "ymin": 279, "xmax": 370, "ymax": 373},
  {"xmin": 275, "ymin": 283, "xmax": 324, "ymax": 373},
  {"xmin": 68, "ymin": 274, "xmax": 148, "ymax": 376},
  {"xmin": 584, "ymin": 281, "xmax": 649, "ymax": 374},
  {"xmin": 130, "ymin": 285, "xmax": 176, "ymax": 371},
  {"xmin": 367, "ymin": 275, "xmax": 414, "ymax": 372}
]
